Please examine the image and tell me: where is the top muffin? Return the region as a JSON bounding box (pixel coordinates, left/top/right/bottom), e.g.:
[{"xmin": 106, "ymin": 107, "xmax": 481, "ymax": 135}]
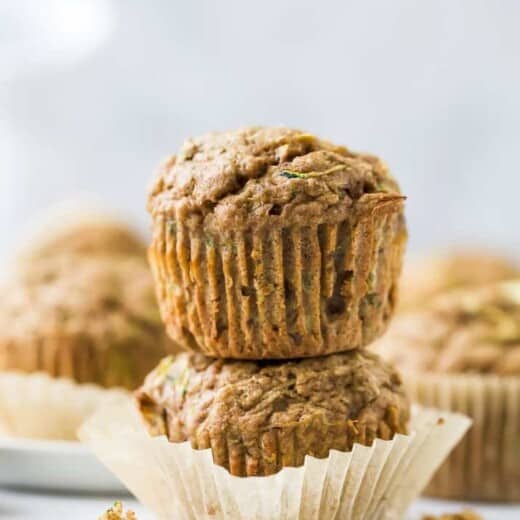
[
  {"xmin": 148, "ymin": 127, "xmax": 407, "ymax": 359},
  {"xmin": 375, "ymin": 280, "xmax": 520, "ymax": 375},
  {"xmin": 399, "ymin": 250, "xmax": 518, "ymax": 312}
]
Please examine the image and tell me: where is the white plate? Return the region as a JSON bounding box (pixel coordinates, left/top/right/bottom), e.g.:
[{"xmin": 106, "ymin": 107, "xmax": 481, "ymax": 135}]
[{"xmin": 0, "ymin": 436, "xmax": 127, "ymax": 493}]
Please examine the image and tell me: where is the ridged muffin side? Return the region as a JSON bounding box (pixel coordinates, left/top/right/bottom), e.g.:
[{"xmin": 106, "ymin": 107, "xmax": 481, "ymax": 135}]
[
  {"xmin": 148, "ymin": 127, "xmax": 407, "ymax": 359},
  {"xmin": 135, "ymin": 349, "xmax": 410, "ymax": 477}
]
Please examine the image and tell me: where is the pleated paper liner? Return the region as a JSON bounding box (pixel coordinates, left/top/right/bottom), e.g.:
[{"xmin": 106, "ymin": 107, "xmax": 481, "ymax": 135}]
[
  {"xmin": 405, "ymin": 372, "xmax": 520, "ymax": 502},
  {"xmin": 149, "ymin": 194, "xmax": 406, "ymax": 360},
  {"xmin": 79, "ymin": 403, "xmax": 470, "ymax": 520},
  {"xmin": 0, "ymin": 371, "xmax": 130, "ymax": 440}
]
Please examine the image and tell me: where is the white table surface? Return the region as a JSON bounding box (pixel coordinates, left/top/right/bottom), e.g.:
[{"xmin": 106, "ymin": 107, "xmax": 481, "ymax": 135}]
[{"xmin": 0, "ymin": 489, "xmax": 518, "ymax": 519}]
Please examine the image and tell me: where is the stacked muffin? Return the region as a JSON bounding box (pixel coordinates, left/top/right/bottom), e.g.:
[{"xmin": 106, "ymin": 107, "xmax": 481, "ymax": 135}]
[{"xmin": 137, "ymin": 127, "xmax": 410, "ymax": 476}]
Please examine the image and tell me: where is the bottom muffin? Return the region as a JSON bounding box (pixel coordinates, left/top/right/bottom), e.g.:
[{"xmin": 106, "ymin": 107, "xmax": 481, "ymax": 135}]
[{"xmin": 135, "ymin": 349, "xmax": 409, "ymax": 477}]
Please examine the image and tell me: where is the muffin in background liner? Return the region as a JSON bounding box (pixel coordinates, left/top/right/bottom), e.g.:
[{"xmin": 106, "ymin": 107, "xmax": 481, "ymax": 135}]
[
  {"xmin": 405, "ymin": 373, "xmax": 519, "ymax": 502},
  {"xmin": 0, "ymin": 371, "xmax": 131, "ymax": 440},
  {"xmin": 79, "ymin": 402, "xmax": 470, "ymax": 520},
  {"xmin": 148, "ymin": 127, "xmax": 407, "ymax": 359},
  {"xmin": 374, "ymin": 279, "xmax": 520, "ymax": 502},
  {"xmin": 374, "ymin": 280, "xmax": 520, "ymax": 501}
]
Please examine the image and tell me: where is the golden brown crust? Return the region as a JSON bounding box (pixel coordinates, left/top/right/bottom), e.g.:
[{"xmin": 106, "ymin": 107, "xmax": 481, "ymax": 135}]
[
  {"xmin": 135, "ymin": 350, "xmax": 409, "ymax": 477},
  {"xmin": 399, "ymin": 250, "xmax": 519, "ymax": 312},
  {"xmin": 375, "ymin": 280, "xmax": 520, "ymax": 375},
  {"xmin": 0, "ymin": 255, "xmax": 179, "ymax": 389},
  {"xmin": 148, "ymin": 127, "xmax": 407, "ymax": 358}
]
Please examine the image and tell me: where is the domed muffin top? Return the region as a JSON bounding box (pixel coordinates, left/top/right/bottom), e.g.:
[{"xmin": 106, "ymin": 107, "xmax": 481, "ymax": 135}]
[
  {"xmin": 148, "ymin": 127, "xmax": 402, "ymax": 231},
  {"xmin": 375, "ymin": 281, "xmax": 520, "ymax": 375}
]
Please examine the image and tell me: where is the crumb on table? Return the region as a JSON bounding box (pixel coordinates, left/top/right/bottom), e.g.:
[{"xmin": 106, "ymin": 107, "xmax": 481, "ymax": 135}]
[
  {"xmin": 99, "ymin": 501, "xmax": 137, "ymax": 520},
  {"xmin": 422, "ymin": 509, "xmax": 483, "ymax": 520}
]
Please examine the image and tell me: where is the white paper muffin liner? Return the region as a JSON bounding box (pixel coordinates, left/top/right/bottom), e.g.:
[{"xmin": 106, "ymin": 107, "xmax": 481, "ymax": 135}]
[
  {"xmin": 79, "ymin": 403, "xmax": 471, "ymax": 520},
  {"xmin": 0, "ymin": 371, "xmax": 130, "ymax": 440}
]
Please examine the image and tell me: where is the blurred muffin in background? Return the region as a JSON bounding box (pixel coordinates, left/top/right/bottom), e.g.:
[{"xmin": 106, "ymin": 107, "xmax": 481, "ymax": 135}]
[
  {"xmin": 0, "ymin": 208, "xmax": 179, "ymax": 440},
  {"xmin": 0, "ymin": 254, "xmax": 177, "ymax": 389},
  {"xmin": 16, "ymin": 211, "xmax": 146, "ymax": 264},
  {"xmin": 374, "ymin": 280, "xmax": 520, "ymax": 501},
  {"xmin": 399, "ymin": 250, "xmax": 519, "ymax": 312}
]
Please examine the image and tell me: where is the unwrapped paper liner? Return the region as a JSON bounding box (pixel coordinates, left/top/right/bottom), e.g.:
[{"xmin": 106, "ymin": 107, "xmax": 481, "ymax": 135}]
[
  {"xmin": 0, "ymin": 371, "xmax": 130, "ymax": 440},
  {"xmin": 79, "ymin": 403, "xmax": 471, "ymax": 520}
]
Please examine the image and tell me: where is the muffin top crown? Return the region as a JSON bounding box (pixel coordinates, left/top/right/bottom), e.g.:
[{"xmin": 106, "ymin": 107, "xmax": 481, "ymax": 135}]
[
  {"xmin": 376, "ymin": 280, "xmax": 520, "ymax": 375},
  {"xmin": 149, "ymin": 127, "xmax": 402, "ymax": 230}
]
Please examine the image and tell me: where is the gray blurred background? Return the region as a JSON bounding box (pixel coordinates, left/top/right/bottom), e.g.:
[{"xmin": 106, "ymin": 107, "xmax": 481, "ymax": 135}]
[{"xmin": 1, "ymin": 0, "xmax": 519, "ymax": 260}]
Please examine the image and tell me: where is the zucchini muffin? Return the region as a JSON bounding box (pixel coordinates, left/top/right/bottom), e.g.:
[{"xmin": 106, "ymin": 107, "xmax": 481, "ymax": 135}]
[
  {"xmin": 136, "ymin": 349, "xmax": 409, "ymax": 477},
  {"xmin": 374, "ymin": 280, "xmax": 520, "ymax": 501},
  {"xmin": 148, "ymin": 127, "xmax": 407, "ymax": 359},
  {"xmin": 399, "ymin": 250, "xmax": 518, "ymax": 312},
  {"xmin": 18, "ymin": 215, "xmax": 146, "ymax": 262},
  {"xmin": 0, "ymin": 254, "xmax": 178, "ymax": 389}
]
